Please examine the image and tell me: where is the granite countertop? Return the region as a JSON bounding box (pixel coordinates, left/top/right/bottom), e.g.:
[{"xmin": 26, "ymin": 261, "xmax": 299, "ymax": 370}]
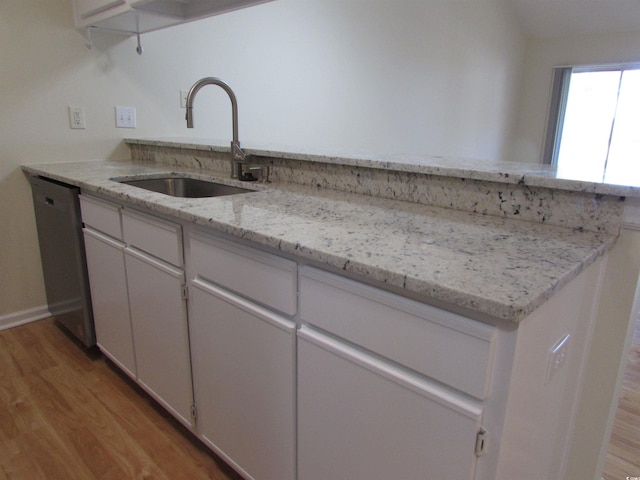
[
  {"xmin": 23, "ymin": 158, "xmax": 616, "ymax": 323},
  {"xmin": 126, "ymin": 137, "xmax": 640, "ymax": 197}
]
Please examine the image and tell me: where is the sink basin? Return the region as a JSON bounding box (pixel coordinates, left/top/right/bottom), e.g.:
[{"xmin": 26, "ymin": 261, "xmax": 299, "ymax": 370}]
[{"xmin": 119, "ymin": 176, "xmax": 254, "ymax": 198}]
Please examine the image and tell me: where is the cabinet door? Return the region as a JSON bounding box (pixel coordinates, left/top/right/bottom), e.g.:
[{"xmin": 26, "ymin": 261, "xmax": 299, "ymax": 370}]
[
  {"xmin": 298, "ymin": 326, "xmax": 482, "ymax": 480},
  {"xmin": 189, "ymin": 278, "xmax": 296, "ymax": 480},
  {"xmin": 124, "ymin": 247, "xmax": 193, "ymax": 428},
  {"xmin": 83, "ymin": 227, "xmax": 136, "ymax": 378}
]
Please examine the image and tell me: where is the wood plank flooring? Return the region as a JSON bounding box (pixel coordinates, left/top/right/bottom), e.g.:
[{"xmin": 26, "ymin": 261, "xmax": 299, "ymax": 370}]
[
  {"xmin": 2, "ymin": 315, "xmax": 639, "ymax": 479},
  {"xmin": 603, "ymin": 314, "xmax": 640, "ymax": 480},
  {"xmin": 0, "ymin": 317, "xmax": 240, "ymax": 480}
]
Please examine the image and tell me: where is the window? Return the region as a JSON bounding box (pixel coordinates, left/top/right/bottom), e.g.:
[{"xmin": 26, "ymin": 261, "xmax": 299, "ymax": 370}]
[{"xmin": 543, "ymin": 65, "xmax": 640, "ymax": 185}]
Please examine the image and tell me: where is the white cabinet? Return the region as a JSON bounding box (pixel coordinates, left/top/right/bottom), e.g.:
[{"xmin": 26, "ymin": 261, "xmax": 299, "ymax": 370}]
[
  {"xmin": 79, "ymin": 192, "xmax": 607, "ymax": 480},
  {"xmin": 73, "ymin": 0, "xmax": 128, "ymax": 27},
  {"xmin": 299, "ymin": 266, "xmax": 496, "ymax": 400},
  {"xmin": 298, "ymin": 326, "xmax": 483, "ymax": 480},
  {"xmin": 297, "ymin": 266, "xmax": 488, "ymax": 480},
  {"xmin": 121, "ymin": 208, "xmax": 193, "ymax": 428},
  {"xmin": 83, "ymin": 229, "xmax": 136, "ymax": 377},
  {"xmin": 72, "ymin": 0, "xmax": 275, "ymax": 33},
  {"xmin": 189, "ymin": 231, "xmax": 297, "ymax": 316},
  {"xmin": 124, "ymin": 248, "xmax": 192, "ymax": 426},
  {"xmin": 81, "ymin": 194, "xmax": 193, "ymax": 428},
  {"xmin": 188, "ymin": 231, "xmax": 296, "ymax": 480},
  {"xmin": 80, "ymin": 195, "xmax": 136, "ymax": 378}
]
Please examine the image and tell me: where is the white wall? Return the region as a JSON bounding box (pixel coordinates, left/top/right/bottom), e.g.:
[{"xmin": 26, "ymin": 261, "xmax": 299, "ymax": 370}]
[
  {"xmin": 509, "ymin": 31, "xmax": 640, "ymax": 164},
  {"xmin": 0, "ymin": 0, "xmax": 526, "ymax": 317},
  {"xmin": 83, "ymin": 0, "xmax": 526, "ymax": 160}
]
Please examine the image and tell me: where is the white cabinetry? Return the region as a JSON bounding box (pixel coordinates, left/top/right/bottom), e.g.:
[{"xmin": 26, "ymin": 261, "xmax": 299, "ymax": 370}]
[
  {"xmin": 80, "ymin": 194, "xmax": 136, "ymax": 378},
  {"xmin": 299, "ymin": 266, "xmax": 496, "ymax": 400},
  {"xmin": 73, "ymin": 0, "xmax": 128, "ymax": 27},
  {"xmin": 298, "ymin": 327, "xmax": 482, "ymax": 480},
  {"xmin": 72, "ymin": 0, "xmax": 275, "ymax": 34},
  {"xmin": 298, "ymin": 262, "xmax": 605, "ymax": 480},
  {"xmin": 122, "ymin": 209, "xmax": 193, "ymax": 428},
  {"xmin": 188, "ymin": 231, "xmax": 296, "ymax": 480},
  {"xmin": 79, "ymin": 192, "xmax": 607, "ymax": 480},
  {"xmin": 75, "ymin": 0, "xmax": 124, "ymax": 16},
  {"xmin": 80, "ymin": 194, "xmax": 193, "ymax": 428},
  {"xmin": 298, "ymin": 266, "xmax": 490, "ymax": 480}
]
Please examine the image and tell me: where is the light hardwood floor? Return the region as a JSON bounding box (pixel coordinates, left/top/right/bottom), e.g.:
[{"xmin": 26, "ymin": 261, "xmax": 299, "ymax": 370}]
[
  {"xmin": 0, "ymin": 317, "xmax": 239, "ymax": 480},
  {"xmin": 603, "ymin": 314, "xmax": 640, "ymax": 480},
  {"xmin": 2, "ymin": 316, "xmax": 638, "ymax": 479}
]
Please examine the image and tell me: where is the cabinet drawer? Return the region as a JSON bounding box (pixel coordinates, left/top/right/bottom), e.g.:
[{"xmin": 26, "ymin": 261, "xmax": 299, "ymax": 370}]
[
  {"xmin": 189, "ymin": 231, "xmax": 297, "ymax": 316},
  {"xmin": 79, "ymin": 194, "xmax": 122, "ymax": 240},
  {"xmin": 122, "ymin": 208, "xmax": 183, "ymax": 266},
  {"xmin": 299, "ymin": 266, "xmax": 495, "ymax": 399}
]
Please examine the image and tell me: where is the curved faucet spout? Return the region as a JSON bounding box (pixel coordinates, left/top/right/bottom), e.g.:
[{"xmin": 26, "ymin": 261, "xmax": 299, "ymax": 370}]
[{"xmin": 185, "ymin": 77, "xmax": 246, "ymax": 178}]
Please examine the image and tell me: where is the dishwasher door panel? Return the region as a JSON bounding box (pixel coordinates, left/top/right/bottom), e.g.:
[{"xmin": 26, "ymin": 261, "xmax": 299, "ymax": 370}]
[{"xmin": 29, "ymin": 176, "xmax": 95, "ymax": 346}]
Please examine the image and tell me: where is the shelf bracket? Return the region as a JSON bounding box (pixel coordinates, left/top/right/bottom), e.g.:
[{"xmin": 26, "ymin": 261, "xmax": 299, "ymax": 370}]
[{"xmin": 136, "ymin": 33, "xmax": 144, "ymax": 55}]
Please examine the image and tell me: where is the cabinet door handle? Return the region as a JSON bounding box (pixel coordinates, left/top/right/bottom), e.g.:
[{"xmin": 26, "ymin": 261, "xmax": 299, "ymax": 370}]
[{"xmin": 475, "ymin": 428, "xmax": 488, "ymax": 457}]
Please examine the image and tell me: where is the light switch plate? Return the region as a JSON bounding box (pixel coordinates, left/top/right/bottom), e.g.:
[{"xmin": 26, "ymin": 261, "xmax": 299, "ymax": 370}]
[{"xmin": 115, "ymin": 106, "xmax": 136, "ymax": 128}]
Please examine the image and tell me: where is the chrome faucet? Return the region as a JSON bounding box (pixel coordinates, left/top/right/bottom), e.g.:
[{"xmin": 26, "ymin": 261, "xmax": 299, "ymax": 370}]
[{"xmin": 185, "ymin": 77, "xmax": 247, "ymax": 180}]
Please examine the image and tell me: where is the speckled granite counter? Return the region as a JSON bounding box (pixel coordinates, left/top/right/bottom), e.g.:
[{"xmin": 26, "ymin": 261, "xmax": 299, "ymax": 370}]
[
  {"xmin": 22, "ymin": 153, "xmax": 622, "ymax": 323},
  {"xmin": 126, "ymin": 137, "xmax": 640, "ymax": 196},
  {"xmin": 126, "ymin": 138, "xmax": 639, "ymax": 235}
]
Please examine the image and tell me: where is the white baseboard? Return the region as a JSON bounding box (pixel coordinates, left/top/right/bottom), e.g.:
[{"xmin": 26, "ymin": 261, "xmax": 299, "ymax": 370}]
[{"xmin": 0, "ymin": 305, "xmax": 51, "ymax": 331}]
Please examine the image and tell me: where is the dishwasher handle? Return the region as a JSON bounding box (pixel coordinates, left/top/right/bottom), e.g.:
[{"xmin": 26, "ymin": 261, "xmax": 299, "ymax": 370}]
[{"xmin": 30, "ymin": 175, "xmax": 78, "ymax": 214}]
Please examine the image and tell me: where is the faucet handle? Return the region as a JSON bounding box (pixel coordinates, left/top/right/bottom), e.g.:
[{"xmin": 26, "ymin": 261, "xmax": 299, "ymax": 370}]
[{"xmin": 245, "ymin": 165, "xmax": 270, "ymax": 183}]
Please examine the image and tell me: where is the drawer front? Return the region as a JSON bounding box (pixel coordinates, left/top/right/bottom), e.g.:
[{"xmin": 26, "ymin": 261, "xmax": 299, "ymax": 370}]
[
  {"xmin": 299, "ymin": 266, "xmax": 495, "ymax": 399},
  {"xmin": 79, "ymin": 194, "xmax": 122, "ymax": 240},
  {"xmin": 122, "ymin": 208, "xmax": 183, "ymax": 267},
  {"xmin": 189, "ymin": 231, "xmax": 297, "ymax": 316}
]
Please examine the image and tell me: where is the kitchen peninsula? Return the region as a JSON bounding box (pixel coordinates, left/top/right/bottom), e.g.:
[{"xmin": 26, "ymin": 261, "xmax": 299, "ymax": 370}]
[{"xmin": 23, "ymin": 138, "xmax": 640, "ymax": 480}]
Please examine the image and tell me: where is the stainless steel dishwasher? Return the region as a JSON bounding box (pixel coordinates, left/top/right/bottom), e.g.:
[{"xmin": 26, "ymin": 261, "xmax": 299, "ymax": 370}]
[{"xmin": 28, "ymin": 175, "xmax": 95, "ymax": 347}]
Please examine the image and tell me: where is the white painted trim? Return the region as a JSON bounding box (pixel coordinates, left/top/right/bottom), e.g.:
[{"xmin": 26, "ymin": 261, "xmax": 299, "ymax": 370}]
[{"xmin": 0, "ymin": 305, "xmax": 51, "ymax": 331}]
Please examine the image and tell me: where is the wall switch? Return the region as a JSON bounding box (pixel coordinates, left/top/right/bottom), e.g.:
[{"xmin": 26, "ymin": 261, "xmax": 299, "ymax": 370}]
[
  {"xmin": 546, "ymin": 334, "xmax": 570, "ymax": 384},
  {"xmin": 115, "ymin": 106, "xmax": 136, "ymax": 128},
  {"xmin": 180, "ymin": 90, "xmax": 189, "ymax": 108},
  {"xmin": 69, "ymin": 106, "xmax": 86, "ymax": 129}
]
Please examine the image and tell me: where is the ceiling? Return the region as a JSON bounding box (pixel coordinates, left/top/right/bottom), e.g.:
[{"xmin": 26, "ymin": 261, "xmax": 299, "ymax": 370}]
[{"xmin": 508, "ymin": 0, "xmax": 640, "ymax": 39}]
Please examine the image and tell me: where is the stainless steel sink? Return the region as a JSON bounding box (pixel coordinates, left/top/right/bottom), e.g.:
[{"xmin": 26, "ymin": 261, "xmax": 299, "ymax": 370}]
[{"xmin": 119, "ymin": 176, "xmax": 254, "ymax": 198}]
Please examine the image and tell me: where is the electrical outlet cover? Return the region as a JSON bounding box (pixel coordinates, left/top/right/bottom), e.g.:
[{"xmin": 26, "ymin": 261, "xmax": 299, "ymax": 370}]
[
  {"xmin": 69, "ymin": 106, "xmax": 86, "ymax": 129},
  {"xmin": 546, "ymin": 334, "xmax": 570, "ymax": 384}
]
